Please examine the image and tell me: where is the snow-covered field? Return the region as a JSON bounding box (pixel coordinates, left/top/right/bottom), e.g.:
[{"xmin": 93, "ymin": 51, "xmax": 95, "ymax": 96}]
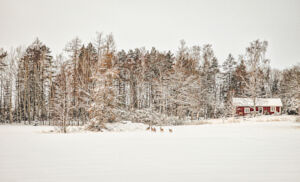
[{"xmin": 1, "ymin": 120, "xmax": 300, "ymax": 182}]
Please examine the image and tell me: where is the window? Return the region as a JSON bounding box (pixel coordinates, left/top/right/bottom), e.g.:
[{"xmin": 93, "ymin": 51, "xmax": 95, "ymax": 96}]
[
  {"xmin": 259, "ymin": 107, "xmax": 263, "ymax": 114},
  {"xmin": 271, "ymin": 107, "xmax": 275, "ymax": 112},
  {"xmin": 244, "ymin": 108, "xmax": 250, "ymax": 113}
]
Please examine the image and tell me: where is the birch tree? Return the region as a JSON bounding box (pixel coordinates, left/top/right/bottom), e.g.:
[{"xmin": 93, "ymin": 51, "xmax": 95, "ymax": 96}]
[{"xmin": 238, "ymin": 40, "xmax": 269, "ymax": 116}]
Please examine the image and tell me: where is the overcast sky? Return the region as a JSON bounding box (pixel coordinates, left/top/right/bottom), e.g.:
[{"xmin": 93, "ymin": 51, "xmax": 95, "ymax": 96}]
[{"xmin": 0, "ymin": 0, "xmax": 299, "ymax": 69}]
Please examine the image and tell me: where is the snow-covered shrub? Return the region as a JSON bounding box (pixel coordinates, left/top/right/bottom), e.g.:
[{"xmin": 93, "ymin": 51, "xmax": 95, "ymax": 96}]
[
  {"xmin": 104, "ymin": 121, "xmax": 147, "ymax": 132},
  {"xmin": 163, "ymin": 116, "xmax": 181, "ymax": 125},
  {"xmin": 114, "ymin": 109, "xmax": 184, "ymax": 126},
  {"xmin": 124, "ymin": 109, "xmax": 161, "ymax": 125}
]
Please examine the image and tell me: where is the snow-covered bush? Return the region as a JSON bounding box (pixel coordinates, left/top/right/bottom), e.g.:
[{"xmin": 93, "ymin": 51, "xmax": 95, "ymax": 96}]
[
  {"xmin": 104, "ymin": 121, "xmax": 147, "ymax": 132},
  {"xmin": 114, "ymin": 109, "xmax": 185, "ymax": 126},
  {"xmin": 121, "ymin": 109, "xmax": 161, "ymax": 125}
]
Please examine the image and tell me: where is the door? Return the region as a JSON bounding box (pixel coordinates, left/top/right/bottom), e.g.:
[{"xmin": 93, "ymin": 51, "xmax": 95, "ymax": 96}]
[{"xmin": 259, "ymin": 107, "xmax": 263, "ymax": 114}]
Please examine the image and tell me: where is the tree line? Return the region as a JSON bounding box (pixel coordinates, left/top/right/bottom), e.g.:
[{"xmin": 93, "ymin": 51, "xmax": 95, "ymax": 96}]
[{"xmin": 0, "ymin": 33, "xmax": 299, "ymax": 129}]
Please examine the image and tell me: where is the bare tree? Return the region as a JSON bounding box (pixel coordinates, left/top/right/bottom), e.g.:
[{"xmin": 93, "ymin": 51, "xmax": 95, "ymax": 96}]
[{"xmin": 238, "ymin": 40, "xmax": 269, "ymax": 116}]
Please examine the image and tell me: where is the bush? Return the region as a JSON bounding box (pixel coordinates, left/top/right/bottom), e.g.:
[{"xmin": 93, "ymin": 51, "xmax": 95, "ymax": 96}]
[{"xmin": 115, "ymin": 109, "xmax": 186, "ymax": 126}]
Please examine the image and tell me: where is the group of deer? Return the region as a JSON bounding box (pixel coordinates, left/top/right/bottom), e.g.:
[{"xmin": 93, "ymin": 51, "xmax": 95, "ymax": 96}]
[{"xmin": 146, "ymin": 126, "xmax": 173, "ymax": 133}]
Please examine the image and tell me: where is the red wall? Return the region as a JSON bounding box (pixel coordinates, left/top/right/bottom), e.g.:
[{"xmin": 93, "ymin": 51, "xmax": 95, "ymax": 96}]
[
  {"xmin": 276, "ymin": 107, "xmax": 280, "ymax": 112},
  {"xmin": 236, "ymin": 106, "xmax": 281, "ymax": 116}
]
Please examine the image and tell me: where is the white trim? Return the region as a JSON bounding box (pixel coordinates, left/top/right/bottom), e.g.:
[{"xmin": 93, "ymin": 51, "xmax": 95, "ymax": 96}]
[
  {"xmin": 244, "ymin": 108, "xmax": 250, "ymax": 113},
  {"xmin": 271, "ymin": 106, "xmax": 275, "ymax": 112}
]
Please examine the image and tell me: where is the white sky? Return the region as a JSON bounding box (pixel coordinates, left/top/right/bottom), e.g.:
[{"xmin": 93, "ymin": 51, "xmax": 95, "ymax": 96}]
[{"xmin": 0, "ymin": 0, "xmax": 299, "ymax": 69}]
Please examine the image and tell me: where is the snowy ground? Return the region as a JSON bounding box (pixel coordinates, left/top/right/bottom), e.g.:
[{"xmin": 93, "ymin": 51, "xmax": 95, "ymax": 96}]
[{"xmin": 1, "ymin": 119, "xmax": 300, "ymax": 182}]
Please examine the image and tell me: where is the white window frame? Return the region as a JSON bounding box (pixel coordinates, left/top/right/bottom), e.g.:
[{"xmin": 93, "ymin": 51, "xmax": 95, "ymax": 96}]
[
  {"xmin": 271, "ymin": 106, "xmax": 276, "ymax": 112},
  {"xmin": 258, "ymin": 107, "xmax": 263, "ymax": 114},
  {"xmin": 244, "ymin": 107, "xmax": 250, "ymax": 113}
]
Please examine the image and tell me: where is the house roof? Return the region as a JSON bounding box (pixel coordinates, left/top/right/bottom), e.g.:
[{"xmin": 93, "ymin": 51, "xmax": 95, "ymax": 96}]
[{"xmin": 233, "ymin": 98, "xmax": 283, "ymax": 107}]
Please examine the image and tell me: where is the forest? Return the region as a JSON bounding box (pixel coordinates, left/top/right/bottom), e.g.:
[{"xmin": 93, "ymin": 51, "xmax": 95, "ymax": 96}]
[{"xmin": 0, "ymin": 33, "xmax": 299, "ymax": 130}]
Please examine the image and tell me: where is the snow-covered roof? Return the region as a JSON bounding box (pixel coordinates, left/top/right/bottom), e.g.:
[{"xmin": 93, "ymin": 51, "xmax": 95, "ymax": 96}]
[{"xmin": 233, "ymin": 98, "xmax": 283, "ymax": 107}]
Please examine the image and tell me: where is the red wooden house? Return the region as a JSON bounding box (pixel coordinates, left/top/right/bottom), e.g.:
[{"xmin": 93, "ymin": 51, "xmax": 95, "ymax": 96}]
[{"xmin": 233, "ymin": 98, "xmax": 282, "ymax": 116}]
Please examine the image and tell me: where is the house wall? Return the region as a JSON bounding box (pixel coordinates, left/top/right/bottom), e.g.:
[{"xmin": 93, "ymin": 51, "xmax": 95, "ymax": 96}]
[
  {"xmin": 236, "ymin": 106, "xmax": 281, "ymax": 116},
  {"xmin": 236, "ymin": 107, "xmax": 244, "ymax": 116},
  {"xmin": 276, "ymin": 107, "xmax": 280, "ymax": 113},
  {"xmin": 264, "ymin": 107, "xmax": 270, "ymax": 114}
]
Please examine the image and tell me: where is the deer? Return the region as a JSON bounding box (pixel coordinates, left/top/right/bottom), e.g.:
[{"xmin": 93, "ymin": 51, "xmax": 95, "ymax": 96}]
[
  {"xmin": 151, "ymin": 127, "xmax": 156, "ymax": 132},
  {"xmin": 169, "ymin": 128, "xmax": 173, "ymax": 133},
  {"xmin": 160, "ymin": 127, "xmax": 164, "ymax": 132}
]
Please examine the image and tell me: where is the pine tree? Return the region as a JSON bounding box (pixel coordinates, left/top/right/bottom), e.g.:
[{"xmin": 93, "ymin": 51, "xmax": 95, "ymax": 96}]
[
  {"xmin": 200, "ymin": 44, "xmax": 219, "ymax": 118},
  {"xmin": 234, "ymin": 56, "xmax": 248, "ymax": 97},
  {"xmin": 65, "ymin": 37, "xmax": 82, "ymax": 123},
  {"xmin": 88, "ymin": 50, "xmax": 119, "ymax": 131},
  {"xmin": 17, "ymin": 39, "xmax": 52, "ymax": 123}
]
